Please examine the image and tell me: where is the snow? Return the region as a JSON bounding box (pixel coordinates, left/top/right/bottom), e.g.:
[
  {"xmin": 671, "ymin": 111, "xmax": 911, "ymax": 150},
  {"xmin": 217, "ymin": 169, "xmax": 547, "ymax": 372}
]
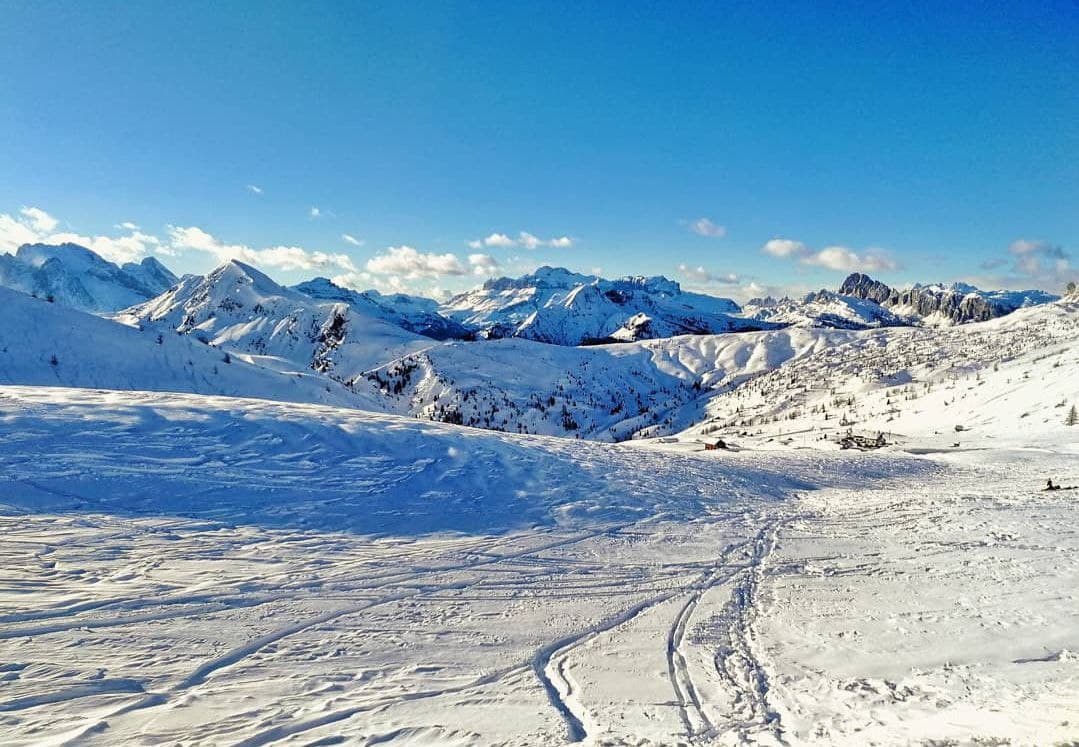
[
  {"xmin": 359, "ymin": 327, "xmax": 856, "ymax": 441},
  {"xmin": 440, "ymin": 265, "xmax": 758, "ymax": 344},
  {"xmin": 123, "ymin": 260, "xmax": 435, "ymax": 380},
  {"xmin": 0, "ymin": 384, "xmax": 1076, "ymax": 744},
  {"xmin": 0, "ymin": 286, "xmax": 381, "ymax": 410},
  {"xmin": 0, "ymin": 243, "xmax": 177, "ymax": 313},
  {"xmin": 0, "ymin": 256, "xmax": 1077, "ymax": 744},
  {"xmin": 293, "ymin": 278, "xmax": 470, "ymax": 340},
  {"xmin": 741, "ymin": 290, "xmax": 914, "ymax": 329}
]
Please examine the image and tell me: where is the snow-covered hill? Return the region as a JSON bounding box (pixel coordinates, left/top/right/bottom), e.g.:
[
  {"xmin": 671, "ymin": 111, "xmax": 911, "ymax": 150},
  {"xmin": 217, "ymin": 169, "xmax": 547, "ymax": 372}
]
[
  {"xmin": 840, "ymin": 272, "xmax": 1058, "ymax": 324},
  {"xmin": 0, "ymin": 286, "xmax": 381, "ymax": 408},
  {"xmin": 0, "ymin": 243, "xmax": 177, "ymax": 313},
  {"xmin": 684, "ymin": 296, "xmax": 1079, "ymax": 446},
  {"xmin": 359, "ymin": 326, "xmax": 858, "ymax": 441},
  {"xmin": 293, "ymin": 277, "xmax": 471, "ymax": 340},
  {"xmin": 440, "ymin": 266, "xmax": 769, "ymax": 345},
  {"xmin": 124, "ymin": 261, "xmax": 435, "ymax": 380}
]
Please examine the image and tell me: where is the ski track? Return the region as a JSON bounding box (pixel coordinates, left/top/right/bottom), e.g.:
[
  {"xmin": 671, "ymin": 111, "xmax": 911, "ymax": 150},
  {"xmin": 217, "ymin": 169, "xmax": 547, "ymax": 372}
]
[{"xmin": 3, "ymin": 379, "xmax": 1077, "ymax": 745}]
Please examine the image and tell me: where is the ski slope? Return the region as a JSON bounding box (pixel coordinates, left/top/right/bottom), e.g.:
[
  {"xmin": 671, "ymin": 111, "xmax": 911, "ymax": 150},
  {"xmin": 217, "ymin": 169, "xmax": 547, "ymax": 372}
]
[{"xmin": 0, "ymin": 385, "xmax": 1076, "ymax": 745}]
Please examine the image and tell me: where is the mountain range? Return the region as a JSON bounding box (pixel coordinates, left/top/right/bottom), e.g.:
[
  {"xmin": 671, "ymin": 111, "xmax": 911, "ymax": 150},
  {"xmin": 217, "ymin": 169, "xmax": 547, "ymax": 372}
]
[
  {"xmin": 0, "ymin": 240, "xmax": 1075, "ymax": 444},
  {"xmin": 0, "ymin": 243, "xmax": 1064, "ymax": 346}
]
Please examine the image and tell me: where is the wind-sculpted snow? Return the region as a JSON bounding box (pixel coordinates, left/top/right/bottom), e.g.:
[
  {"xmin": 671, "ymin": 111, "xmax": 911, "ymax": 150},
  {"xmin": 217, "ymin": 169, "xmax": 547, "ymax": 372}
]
[
  {"xmin": 0, "ymin": 385, "xmax": 1075, "ymax": 745},
  {"xmin": 0, "ymin": 386, "xmax": 838, "ymax": 534}
]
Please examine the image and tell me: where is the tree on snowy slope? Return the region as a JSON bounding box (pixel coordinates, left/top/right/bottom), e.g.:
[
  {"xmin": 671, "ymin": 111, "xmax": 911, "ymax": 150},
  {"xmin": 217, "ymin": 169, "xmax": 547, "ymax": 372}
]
[{"xmin": 1067, "ymin": 404, "xmax": 1078, "ymax": 427}]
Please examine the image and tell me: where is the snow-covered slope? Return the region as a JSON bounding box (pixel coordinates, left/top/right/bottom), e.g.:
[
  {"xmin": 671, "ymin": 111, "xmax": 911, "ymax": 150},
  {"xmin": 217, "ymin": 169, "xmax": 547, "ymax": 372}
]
[
  {"xmin": 840, "ymin": 272, "xmax": 1058, "ymax": 325},
  {"xmin": 360, "ymin": 326, "xmax": 857, "ymax": 441},
  {"xmin": 2, "ymin": 385, "xmax": 1075, "ymax": 746},
  {"xmin": 685, "ymin": 296, "xmax": 1079, "ymax": 446},
  {"xmin": 124, "ymin": 261, "xmax": 434, "ymax": 380},
  {"xmin": 293, "ymin": 277, "xmax": 471, "ymax": 340},
  {"xmin": 440, "ymin": 266, "xmax": 767, "ymax": 345},
  {"xmin": 0, "ymin": 286, "xmax": 381, "ymax": 408},
  {"xmin": 0, "ymin": 243, "xmax": 178, "ymax": 313},
  {"xmin": 741, "ymin": 290, "xmax": 914, "ymax": 329}
]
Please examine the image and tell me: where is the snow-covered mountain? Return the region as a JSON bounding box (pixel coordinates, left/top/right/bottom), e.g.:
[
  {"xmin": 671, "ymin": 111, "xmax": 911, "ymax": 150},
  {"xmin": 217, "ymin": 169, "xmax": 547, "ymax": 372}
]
[
  {"xmin": 839, "ymin": 272, "xmax": 1058, "ymax": 324},
  {"xmin": 293, "ymin": 277, "xmax": 471, "ymax": 340},
  {"xmin": 0, "ymin": 242, "xmax": 178, "ymax": 313},
  {"xmin": 742, "ymin": 290, "xmax": 914, "ymax": 329},
  {"xmin": 0, "ymin": 285, "xmax": 380, "ymax": 408},
  {"xmin": 123, "ymin": 260, "xmax": 434, "ymax": 380},
  {"xmin": 440, "ymin": 266, "xmax": 770, "ymax": 345}
]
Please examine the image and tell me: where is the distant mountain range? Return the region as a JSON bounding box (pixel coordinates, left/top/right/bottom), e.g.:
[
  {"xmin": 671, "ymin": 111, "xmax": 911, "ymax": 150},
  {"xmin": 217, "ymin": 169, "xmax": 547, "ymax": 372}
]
[
  {"xmin": 0, "ymin": 242, "xmax": 177, "ymax": 313},
  {"xmin": 0, "ymin": 240, "xmax": 1074, "ymax": 443},
  {"xmin": 439, "ymin": 265, "xmax": 771, "ymax": 344},
  {"xmin": 0, "ymin": 243, "xmax": 1064, "ymax": 348},
  {"xmin": 839, "ymin": 272, "xmax": 1057, "ymax": 324},
  {"xmin": 122, "ymin": 260, "xmax": 433, "ymax": 381}
]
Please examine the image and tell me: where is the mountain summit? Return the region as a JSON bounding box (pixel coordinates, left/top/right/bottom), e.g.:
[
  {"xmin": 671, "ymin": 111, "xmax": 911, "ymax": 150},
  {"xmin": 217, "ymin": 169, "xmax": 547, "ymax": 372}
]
[
  {"xmin": 0, "ymin": 242, "xmax": 178, "ymax": 313},
  {"xmin": 439, "ymin": 265, "xmax": 766, "ymax": 345}
]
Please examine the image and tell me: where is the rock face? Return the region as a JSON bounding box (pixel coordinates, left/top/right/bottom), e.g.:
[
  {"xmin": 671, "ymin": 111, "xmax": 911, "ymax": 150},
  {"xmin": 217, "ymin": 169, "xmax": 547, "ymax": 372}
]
[
  {"xmin": 838, "ymin": 273, "xmax": 1057, "ymax": 325},
  {"xmin": 293, "ymin": 277, "xmax": 471, "ymax": 340},
  {"xmin": 0, "ymin": 243, "xmax": 178, "ymax": 313},
  {"xmin": 440, "ymin": 265, "xmax": 769, "ymax": 345},
  {"xmin": 838, "ymin": 273, "xmax": 894, "ymax": 304}
]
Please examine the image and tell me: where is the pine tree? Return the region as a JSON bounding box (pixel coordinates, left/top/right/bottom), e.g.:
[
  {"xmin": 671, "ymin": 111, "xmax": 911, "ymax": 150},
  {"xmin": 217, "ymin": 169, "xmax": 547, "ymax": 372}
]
[{"xmin": 1067, "ymin": 404, "xmax": 1078, "ymax": 427}]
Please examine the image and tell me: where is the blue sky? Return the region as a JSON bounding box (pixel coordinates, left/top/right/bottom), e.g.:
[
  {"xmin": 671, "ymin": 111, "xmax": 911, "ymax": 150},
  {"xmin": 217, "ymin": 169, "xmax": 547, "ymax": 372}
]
[{"xmin": 1, "ymin": 0, "xmax": 1075, "ymax": 299}]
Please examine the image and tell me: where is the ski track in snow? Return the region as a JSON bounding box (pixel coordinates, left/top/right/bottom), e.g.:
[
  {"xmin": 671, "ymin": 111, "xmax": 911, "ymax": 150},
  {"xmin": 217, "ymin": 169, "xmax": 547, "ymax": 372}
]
[{"xmin": 0, "ymin": 385, "xmax": 1077, "ymax": 745}]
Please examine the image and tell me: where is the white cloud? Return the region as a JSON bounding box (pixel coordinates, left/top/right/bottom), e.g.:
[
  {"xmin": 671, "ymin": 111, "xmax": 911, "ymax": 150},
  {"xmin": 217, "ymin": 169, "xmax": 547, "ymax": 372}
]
[
  {"xmin": 468, "ymin": 253, "xmax": 500, "ymax": 276},
  {"xmin": 19, "ymin": 207, "xmax": 58, "ymax": 233},
  {"xmin": 517, "ymin": 231, "xmax": 543, "ymax": 250},
  {"xmin": 677, "ymin": 263, "xmax": 740, "ymax": 285},
  {"xmin": 168, "ymin": 225, "xmax": 356, "ymax": 272},
  {"xmin": 116, "ymin": 221, "xmax": 140, "ymax": 231},
  {"xmin": 0, "ymin": 207, "xmax": 161, "ymax": 264},
  {"xmin": 49, "ymin": 230, "xmax": 161, "ymax": 264},
  {"xmin": 341, "ymin": 233, "xmax": 363, "ymax": 246},
  {"xmin": 762, "ymin": 238, "xmax": 810, "ymax": 259},
  {"xmin": 761, "ymin": 238, "xmax": 897, "ymax": 273},
  {"xmin": 690, "ymin": 217, "xmax": 726, "ymax": 238},
  {"xmin": 247, "ymin": 184, "xmax": 263, "ymax": 195},
  {"xmin": 365, "ymin": 245, "xmax": 466, "ymax": 279},
  {"xmin": 0, "ymin": 213, "xmax": 42, "ymax": 253},
  {"xmin": 309, "ymin": 207, "xmax": 321, "ymax": 218},
  {"xmin": 483, "ymin": 232, "xmax": 516, "ymax": 248},
  {"xmin": 468, "ymin": 231, "xmax": 574, "ymax": 250},
  {"xmin": 1006, "ymin": 238, "xmax": 1070, "ymax": 280},
  {"xmin": 803, "ymin": 246, "xmax": 898, "ymax": 272}
]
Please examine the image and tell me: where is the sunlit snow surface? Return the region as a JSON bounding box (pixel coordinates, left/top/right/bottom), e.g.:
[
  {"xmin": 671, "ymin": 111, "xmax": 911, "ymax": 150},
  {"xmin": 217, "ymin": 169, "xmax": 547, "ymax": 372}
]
[{"xmin": 1, "ymin": 386, "xmax": 1076, "ymax": 745}]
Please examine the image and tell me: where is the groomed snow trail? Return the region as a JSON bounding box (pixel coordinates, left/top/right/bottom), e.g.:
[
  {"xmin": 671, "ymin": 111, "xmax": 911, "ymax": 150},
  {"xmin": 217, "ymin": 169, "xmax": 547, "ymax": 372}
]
[{"xmin": 0, "ymin": 387, "xmax": 1076, "ymax": 745}]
